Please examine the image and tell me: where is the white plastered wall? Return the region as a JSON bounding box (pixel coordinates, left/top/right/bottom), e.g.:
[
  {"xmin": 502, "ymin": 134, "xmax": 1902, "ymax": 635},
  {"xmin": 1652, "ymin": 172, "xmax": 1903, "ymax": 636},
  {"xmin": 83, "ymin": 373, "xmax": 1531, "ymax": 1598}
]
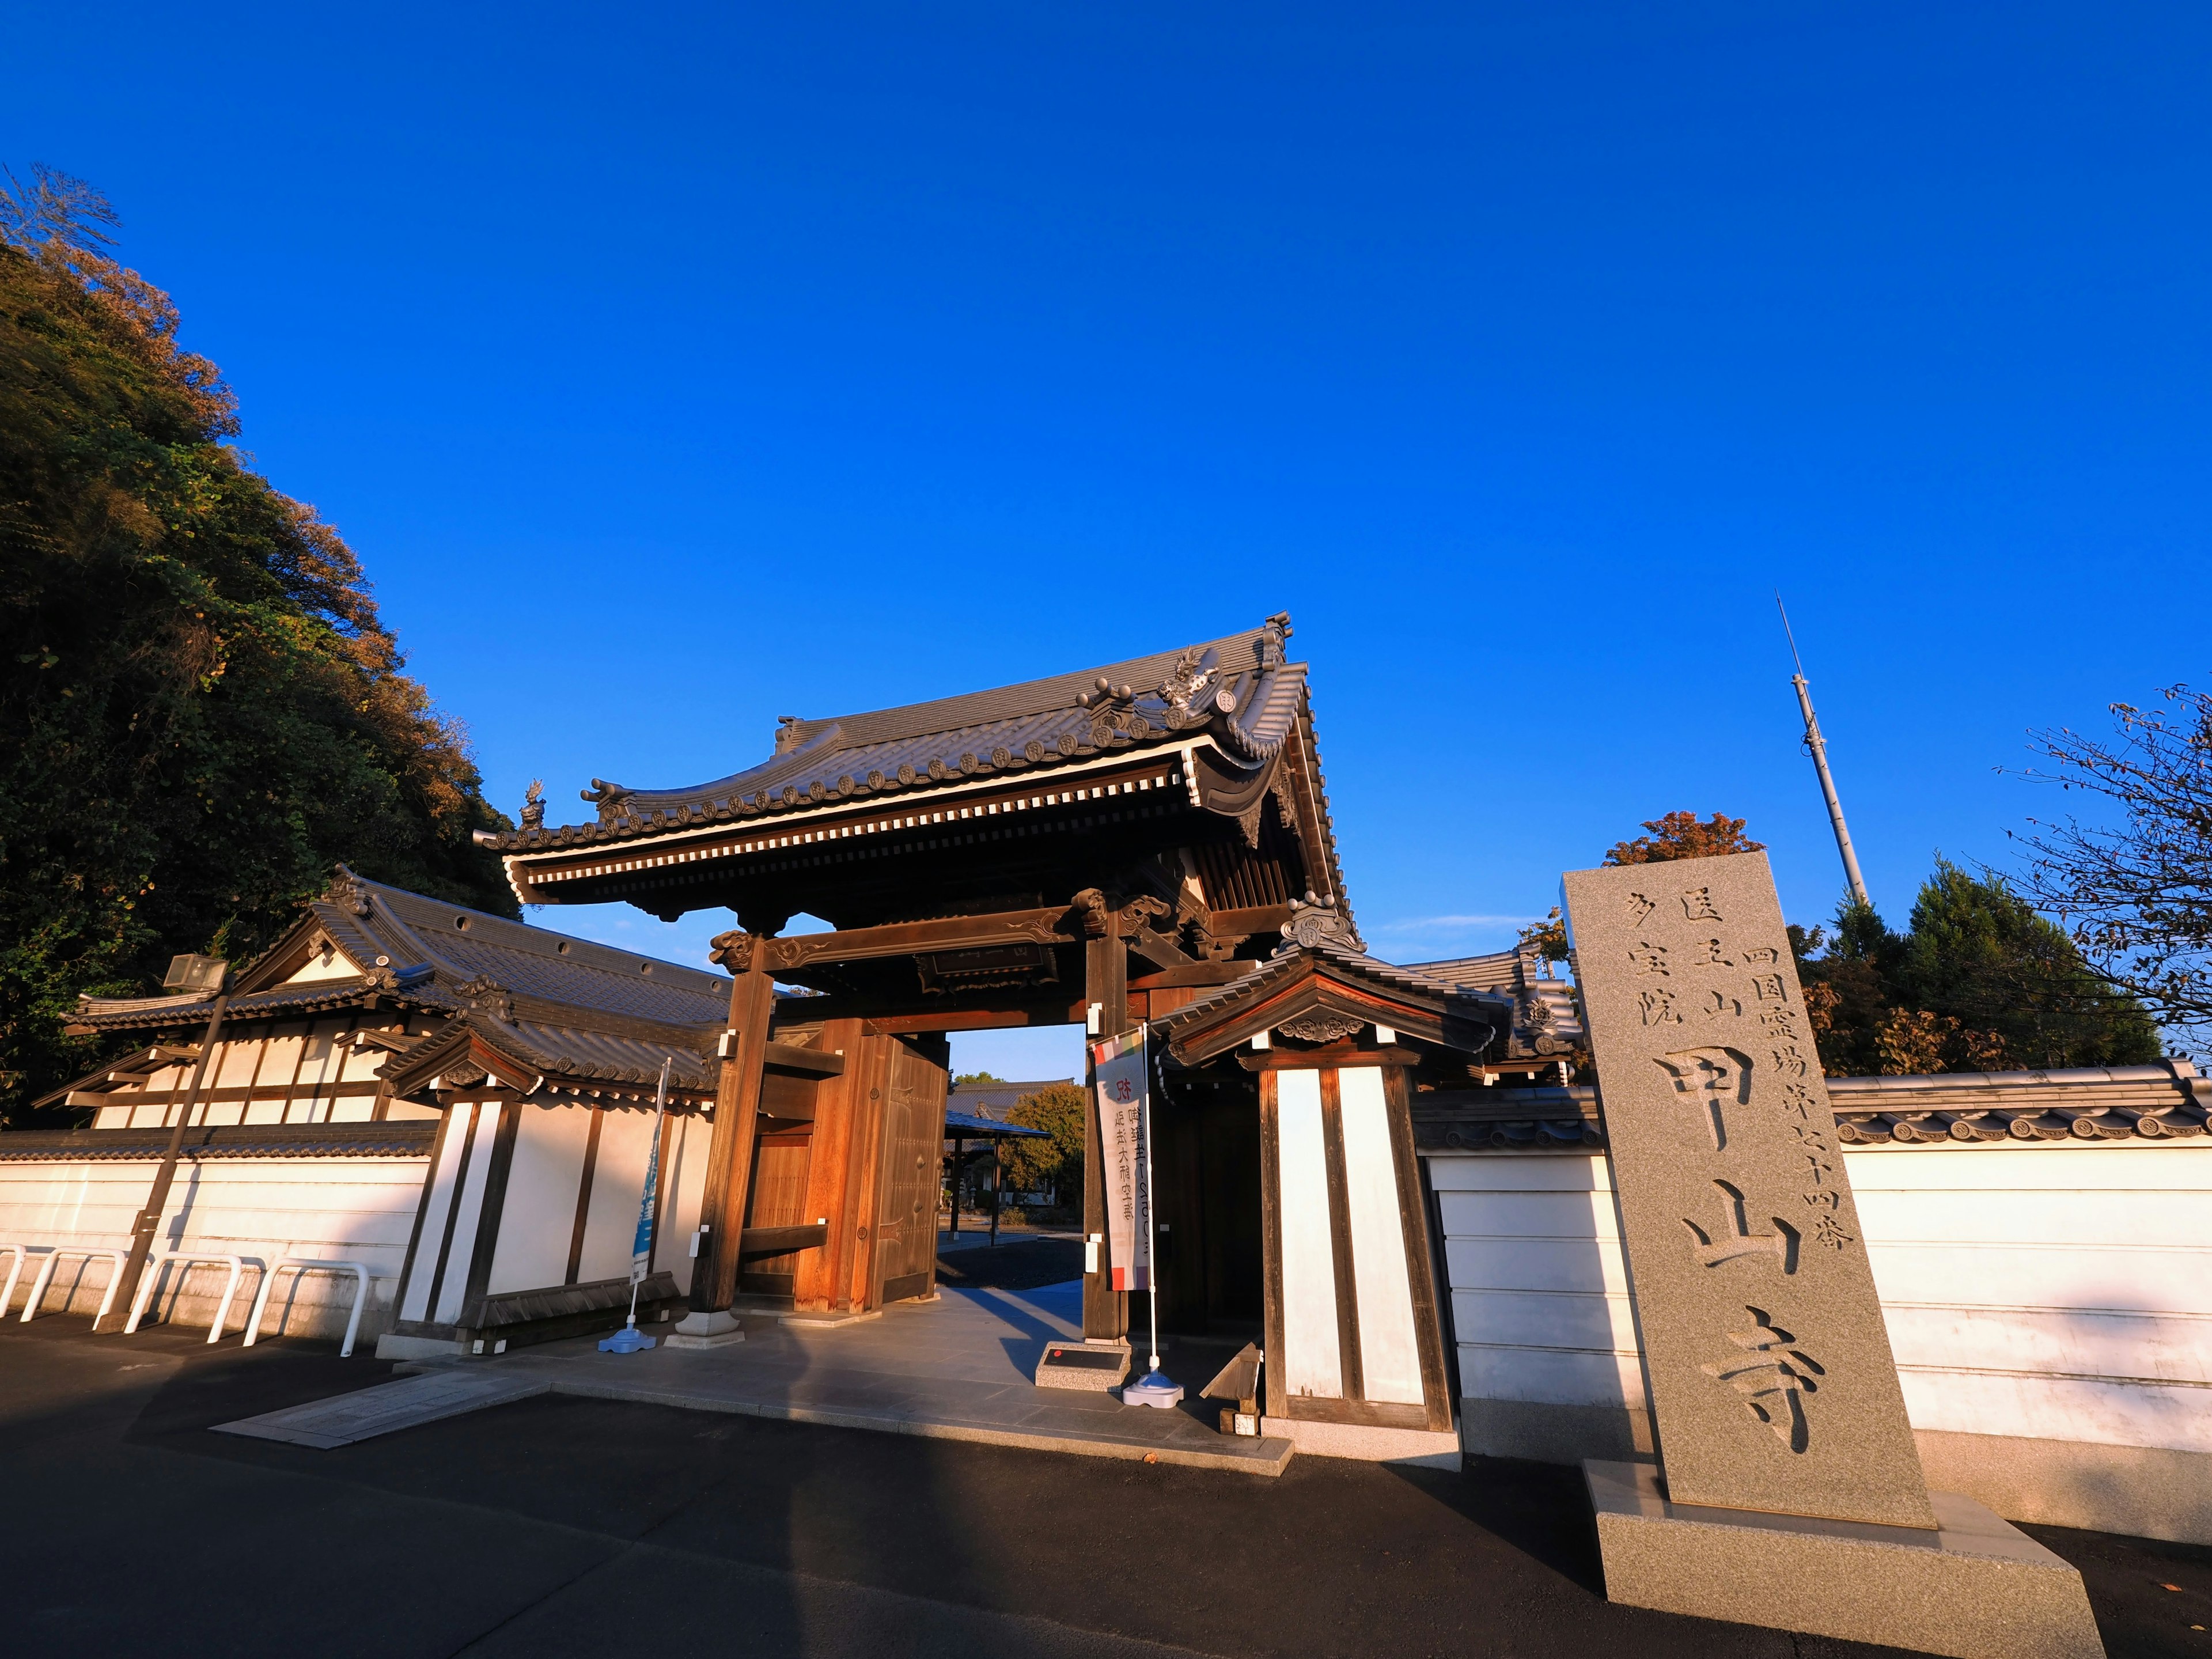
[
  {"xmin": 0, "ymin": 1152, "xmax": 430, "ymax": 1342},
  {"xmin": 1429, "ymin": 1141, "xmax": 2212, "ymax": 1543}
]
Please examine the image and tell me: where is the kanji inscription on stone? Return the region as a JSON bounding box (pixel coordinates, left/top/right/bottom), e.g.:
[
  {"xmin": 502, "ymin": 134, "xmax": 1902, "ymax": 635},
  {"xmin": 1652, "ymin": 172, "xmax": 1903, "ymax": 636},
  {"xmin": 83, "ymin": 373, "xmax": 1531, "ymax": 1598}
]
[{"xmin": 1563, "ymin": 851, "xmax": 1936, "ymax": 1529}]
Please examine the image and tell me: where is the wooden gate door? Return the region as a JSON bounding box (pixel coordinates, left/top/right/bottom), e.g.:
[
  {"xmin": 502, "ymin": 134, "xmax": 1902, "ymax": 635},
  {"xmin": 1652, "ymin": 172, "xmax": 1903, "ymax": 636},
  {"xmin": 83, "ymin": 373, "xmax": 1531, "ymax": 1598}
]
[{"xmin": 873, "ymin": 1036, "xmax": 948, "ymax": 1305}]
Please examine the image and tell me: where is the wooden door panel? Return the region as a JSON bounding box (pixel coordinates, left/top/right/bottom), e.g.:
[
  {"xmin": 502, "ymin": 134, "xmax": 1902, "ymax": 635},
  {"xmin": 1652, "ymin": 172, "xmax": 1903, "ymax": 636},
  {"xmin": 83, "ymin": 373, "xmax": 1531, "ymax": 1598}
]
[{"xmin": 874, "ymin": 1037, "xmax": 948, "ymax": 1302}]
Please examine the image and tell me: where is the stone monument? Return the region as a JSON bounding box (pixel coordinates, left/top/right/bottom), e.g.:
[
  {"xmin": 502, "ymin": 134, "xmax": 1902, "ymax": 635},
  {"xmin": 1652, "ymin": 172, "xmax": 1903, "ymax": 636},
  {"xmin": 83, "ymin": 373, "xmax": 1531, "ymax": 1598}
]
[{"xmin": 1562, "ymin": 851, "xmax": 2104, "ymax": 1659}]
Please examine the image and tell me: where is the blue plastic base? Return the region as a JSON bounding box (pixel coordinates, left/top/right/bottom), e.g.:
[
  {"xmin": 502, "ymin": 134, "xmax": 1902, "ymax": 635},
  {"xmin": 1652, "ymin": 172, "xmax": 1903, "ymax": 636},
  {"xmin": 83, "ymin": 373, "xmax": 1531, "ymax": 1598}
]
[
  {"xmin": 1123, "ymin": 1370, "xmax": 1184, "ymax": 1409},
  {"xmin": 598, "ymin": 1325, "xmax": 657, "ymax": 1353}
]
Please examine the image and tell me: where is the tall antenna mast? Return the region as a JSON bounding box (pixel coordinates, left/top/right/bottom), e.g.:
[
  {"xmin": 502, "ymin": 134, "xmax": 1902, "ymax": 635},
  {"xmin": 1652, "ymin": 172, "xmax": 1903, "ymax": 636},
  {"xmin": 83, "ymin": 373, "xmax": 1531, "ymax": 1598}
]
[{"xmin": 1777, "ymin": 594, "xmax": 1872, "ymax": 908}]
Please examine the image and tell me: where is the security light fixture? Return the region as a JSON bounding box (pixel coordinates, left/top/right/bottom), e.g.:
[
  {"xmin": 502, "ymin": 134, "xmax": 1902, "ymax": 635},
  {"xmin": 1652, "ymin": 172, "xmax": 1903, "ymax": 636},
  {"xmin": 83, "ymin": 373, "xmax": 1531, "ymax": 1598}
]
[{"xmin": 162, "ymin": 954, "xmax": 229, "ymax": 995}]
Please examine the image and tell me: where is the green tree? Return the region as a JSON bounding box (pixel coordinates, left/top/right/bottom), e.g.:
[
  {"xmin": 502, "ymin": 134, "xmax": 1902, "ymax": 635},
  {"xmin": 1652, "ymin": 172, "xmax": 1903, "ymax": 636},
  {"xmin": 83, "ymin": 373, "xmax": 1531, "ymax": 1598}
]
[
  {"xmin": 1897, "ymin": 861, "xmax": 2159, "ymax": 1070},
  {"xmin": 1794, "ymin": 864, "xmax": 2160, "ymax": 1075},
  {"xmin": 0, "ymin": 166, "xmax": 514, "ymax": 1121},
  {"xmin": 1002, "ymin": 1081, "xmax": 1086, "ymax": 1208}
]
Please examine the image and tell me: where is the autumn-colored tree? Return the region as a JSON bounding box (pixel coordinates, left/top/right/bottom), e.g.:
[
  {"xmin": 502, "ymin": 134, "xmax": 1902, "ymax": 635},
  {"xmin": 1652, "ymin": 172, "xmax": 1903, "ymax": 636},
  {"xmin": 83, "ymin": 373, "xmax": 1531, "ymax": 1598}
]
[
  {"xmin": 0, "ymin": 167, "xmax": 515, "ymax": 1121},
  {"xmin": 1001, "ymin": 1081, "xmax": 1087, "ymax": 1209},
  {"xmin": 1516, "ymin": 908, "xmax": 1569, "ymax": 963},
  {"xmin": 1602, "ymin": 811, "xmax": 1765, "ymax": 866}
]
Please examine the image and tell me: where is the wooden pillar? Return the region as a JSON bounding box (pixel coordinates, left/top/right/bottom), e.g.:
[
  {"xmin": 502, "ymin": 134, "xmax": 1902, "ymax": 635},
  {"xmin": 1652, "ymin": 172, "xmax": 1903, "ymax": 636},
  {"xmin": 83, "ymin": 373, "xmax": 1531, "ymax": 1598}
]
[
  {"xmin": 679, "ymin": 933, "xmax": 777, "ymax": 1327},
  {"xmin": 1081, "ymin": 893, "xmax": 1131, "ymax": 1340}
]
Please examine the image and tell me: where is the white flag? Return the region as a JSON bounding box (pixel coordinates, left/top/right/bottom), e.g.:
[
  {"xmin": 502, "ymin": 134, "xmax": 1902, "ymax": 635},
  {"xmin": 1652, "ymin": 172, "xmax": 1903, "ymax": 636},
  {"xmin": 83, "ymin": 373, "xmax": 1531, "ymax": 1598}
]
[{"xmin": 1090, "ymin": 1028, "xmax": 1151, "ymax": 1292}]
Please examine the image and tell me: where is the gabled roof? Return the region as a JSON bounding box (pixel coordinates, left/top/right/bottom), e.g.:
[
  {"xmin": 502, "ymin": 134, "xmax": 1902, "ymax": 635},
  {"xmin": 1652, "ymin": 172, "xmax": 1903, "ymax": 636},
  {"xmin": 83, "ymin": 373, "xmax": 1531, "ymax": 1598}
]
[
  {"xmin": 1403, "ymin": 948, "xmax": 1585, "ymax": 1060},
  {"xmin": 1156, "ymin": 906, "xmax": 1516, "ymax": 1066},
  {"xmin": 377, "ymin": 1010, "xmax": 718, "ymax": 1107},
  {"xmin": 73, "ymin": 867, "xmax": 733, "ymax": 1036},
  {"xmin": 51, "ymin": 869, "xmax": 733, "ymax": 1117},
  {"xmin": 479, "ymin": 615, "xmax": 1346, "ymax": 913}
]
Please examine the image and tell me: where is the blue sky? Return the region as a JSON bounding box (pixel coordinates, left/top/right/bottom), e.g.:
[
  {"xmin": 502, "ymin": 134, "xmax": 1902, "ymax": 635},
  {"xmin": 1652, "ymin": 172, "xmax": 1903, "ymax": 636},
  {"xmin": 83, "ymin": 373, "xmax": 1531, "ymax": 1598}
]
[{"xmin": 12, "ymin": 3, "xmax": 2210, "ymax": 1078}]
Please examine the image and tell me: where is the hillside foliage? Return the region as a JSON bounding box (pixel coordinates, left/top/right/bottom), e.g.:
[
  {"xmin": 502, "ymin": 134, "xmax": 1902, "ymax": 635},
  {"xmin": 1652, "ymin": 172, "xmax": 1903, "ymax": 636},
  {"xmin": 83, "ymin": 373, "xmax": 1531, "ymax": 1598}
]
[{"xmin": 0, "ymin": 166, "xmax": 516, "ymax": 1121}]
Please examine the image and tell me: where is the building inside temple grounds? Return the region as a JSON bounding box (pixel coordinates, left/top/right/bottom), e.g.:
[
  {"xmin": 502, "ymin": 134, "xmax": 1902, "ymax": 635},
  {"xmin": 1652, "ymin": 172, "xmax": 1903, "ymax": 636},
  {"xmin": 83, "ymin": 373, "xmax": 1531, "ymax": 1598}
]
[{"xmin": 3, "ymin": 615, "xmax": 2209, "ymax": 1562}]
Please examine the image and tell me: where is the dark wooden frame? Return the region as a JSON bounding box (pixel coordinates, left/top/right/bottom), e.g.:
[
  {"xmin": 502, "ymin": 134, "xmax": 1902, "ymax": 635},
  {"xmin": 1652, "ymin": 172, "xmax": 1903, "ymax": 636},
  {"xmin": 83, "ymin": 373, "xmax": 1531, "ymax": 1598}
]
[{"xmin": 1253, "ymin": 1058, "xmax": 1456, "ymax": 1433}]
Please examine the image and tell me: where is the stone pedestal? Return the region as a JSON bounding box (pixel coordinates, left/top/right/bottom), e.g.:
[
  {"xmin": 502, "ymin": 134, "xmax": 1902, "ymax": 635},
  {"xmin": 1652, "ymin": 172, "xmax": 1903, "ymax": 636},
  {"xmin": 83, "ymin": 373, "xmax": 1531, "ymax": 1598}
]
[
  {"xmin": 1585, "ymin": 1460, "xmax": 2104, "ymax": 1659},
  {"xmin": 666, "ymin": 1308, "xmax": 745, "ymax": 1350}
]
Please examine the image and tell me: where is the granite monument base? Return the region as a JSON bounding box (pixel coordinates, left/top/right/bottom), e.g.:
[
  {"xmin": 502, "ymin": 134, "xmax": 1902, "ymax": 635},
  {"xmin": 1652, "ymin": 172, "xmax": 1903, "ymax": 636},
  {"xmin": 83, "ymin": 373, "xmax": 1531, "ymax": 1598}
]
[
  {"xmin": 1584, "ymin": 1460, "xmax": 2105, "ymax": 1659},
  {"xmin": 665, "ymin": 1307, "xmax": 747, "ymax": 1350}
]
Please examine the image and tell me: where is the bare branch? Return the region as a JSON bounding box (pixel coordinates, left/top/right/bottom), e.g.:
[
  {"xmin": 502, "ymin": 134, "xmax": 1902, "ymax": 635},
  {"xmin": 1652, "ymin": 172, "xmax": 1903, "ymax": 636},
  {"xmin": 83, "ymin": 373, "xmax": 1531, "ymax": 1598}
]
[{"xmin": 2006, "ymin": 685, "xmax": 2212, "ymax": 1032}]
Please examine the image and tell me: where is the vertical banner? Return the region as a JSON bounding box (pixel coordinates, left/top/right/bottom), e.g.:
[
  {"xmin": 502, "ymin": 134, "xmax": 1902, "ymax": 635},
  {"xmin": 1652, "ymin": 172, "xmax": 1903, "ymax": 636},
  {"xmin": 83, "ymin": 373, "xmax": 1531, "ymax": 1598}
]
[
  {"xmin": 1090, "ymin": 1028, "xmax": 1152, "ymax": 1292},
  {"xmin": 629, "ymin": 1119, "xmax": 662, "ymax": 1286}
]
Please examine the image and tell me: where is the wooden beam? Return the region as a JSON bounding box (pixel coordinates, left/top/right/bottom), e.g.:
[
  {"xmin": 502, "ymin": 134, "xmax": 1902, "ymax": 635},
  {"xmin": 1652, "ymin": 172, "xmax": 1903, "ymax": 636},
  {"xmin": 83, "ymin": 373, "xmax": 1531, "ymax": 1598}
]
[
  {"xmin": 741, "ymin": 1223, "xmax": 828, "ymax": 1258},
  {"xmin": 861, "ymin": 1003, "xmax": 1080, "ymax": 1037},
  {"xmin": 762, "ymin": 1041, "xmax": 845, "ymax": 1076},
  {"xmin": 1128, "ymin": 960, "xmax": 1256, "ymax": 990},
  {"xmin": 1207, "ymin": 904, "xmax": 1294, "ymax": 938},
  {"xmin": 759, "ymin": 907, "xmax": 1075, "ymax": 972}
]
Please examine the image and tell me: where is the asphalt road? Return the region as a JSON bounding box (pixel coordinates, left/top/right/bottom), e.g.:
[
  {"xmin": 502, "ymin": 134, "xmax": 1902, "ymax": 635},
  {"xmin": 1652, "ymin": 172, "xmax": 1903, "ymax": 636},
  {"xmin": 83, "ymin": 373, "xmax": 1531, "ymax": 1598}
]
[{"xmin": 1, "ymin": 1315, "xmax": 2205, "ymax": 1659}]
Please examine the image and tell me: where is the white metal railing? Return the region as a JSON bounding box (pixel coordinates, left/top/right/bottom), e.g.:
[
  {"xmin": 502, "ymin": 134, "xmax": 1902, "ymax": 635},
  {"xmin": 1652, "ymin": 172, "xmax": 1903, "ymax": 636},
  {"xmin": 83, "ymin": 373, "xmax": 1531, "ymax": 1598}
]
[
  {"xmin": 243, "ymin": 1257, "xmax": 372, "ymax": 1358},
  {"xmin": 16, "ymin": 1246, "xmax": 127, "ymax": 1324},
  {"xmin": 124, "ymin": 1251, "xmax": 255, "ymax": 1343},
  {"xmin": 0, "ymin": 1244, "xmax": 28, "ymax": 1319}
]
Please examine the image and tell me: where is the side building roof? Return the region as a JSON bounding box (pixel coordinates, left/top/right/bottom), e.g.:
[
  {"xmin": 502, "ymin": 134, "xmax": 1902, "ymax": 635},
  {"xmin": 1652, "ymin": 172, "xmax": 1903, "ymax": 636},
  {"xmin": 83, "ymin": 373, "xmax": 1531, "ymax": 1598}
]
[{"xmin": 46, "ymin": 868, "xmax": 732, "ymax": 1116}]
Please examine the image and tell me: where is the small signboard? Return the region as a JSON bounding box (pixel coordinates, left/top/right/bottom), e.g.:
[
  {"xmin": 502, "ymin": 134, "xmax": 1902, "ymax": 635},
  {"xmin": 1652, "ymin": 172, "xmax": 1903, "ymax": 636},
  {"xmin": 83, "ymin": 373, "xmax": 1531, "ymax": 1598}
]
[{"xmin": 1035, "ymin": 1342, "xmax": 1131, "ymax": 1391}]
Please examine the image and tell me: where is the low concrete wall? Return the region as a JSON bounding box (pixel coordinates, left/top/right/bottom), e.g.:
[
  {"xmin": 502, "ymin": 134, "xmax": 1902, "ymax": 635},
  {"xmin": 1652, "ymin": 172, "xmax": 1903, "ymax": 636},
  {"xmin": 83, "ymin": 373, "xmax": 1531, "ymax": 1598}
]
[
  {"xmin": 0, "ymin": 1153, "xmax": 429, "ymax": 1342},
  {"xmin": 1430, "ymin": 1140, "xmax": 2212, "ymax": 1544}
]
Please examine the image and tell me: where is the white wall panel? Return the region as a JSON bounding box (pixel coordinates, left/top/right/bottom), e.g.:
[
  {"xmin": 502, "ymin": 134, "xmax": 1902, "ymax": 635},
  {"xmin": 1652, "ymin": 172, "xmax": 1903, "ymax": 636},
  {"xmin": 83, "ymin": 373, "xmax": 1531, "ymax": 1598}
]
[
  {"xmin": 1275, "ymin": 1069, "xmax": 1342, "ymax": 1400},
  {"xmin": 1458, "ymin": 1343, "xmax": 1646, "ymax": 1408},
  {"xmin": 488, "ymin": 1104, "xmax": 593, "ymax": 1294},
  {"xmin": 1453, "ymin": 1287, "xmax": 1639, "ymax": 1353},
  {"xmin": 433, "ymin": 1105, "xmax": 503, "ymax": 1324},
  {"xmin": 0, "ymin": 1151, "xmax": 429, "ymax": 1338},
  {"xmin": 1444, "ymin": 1234, "xmax": 1631, "ymax": 1295},
  {"xmin": 578, "ymin": 1109, "xmax": 654, "ymax": 1285},
  {"xmin": 399, "ymin": 1106, "xmax": 474, "ymax": 1323},
  {"xmin": 1437, "ymin": 1189, "xmax": 1621, "ymax": 1240},
  {"xmin": 1338, "ymin": 1069, "xmax": 1423, "ymax": 1405},
  {"xmin": 659, "ymin": 1115, "xmax": 709, "ymax": 1293},
  {"xmin": 1426, "ymin": 1143, "xmax": 2212, "ymax": 1455}
]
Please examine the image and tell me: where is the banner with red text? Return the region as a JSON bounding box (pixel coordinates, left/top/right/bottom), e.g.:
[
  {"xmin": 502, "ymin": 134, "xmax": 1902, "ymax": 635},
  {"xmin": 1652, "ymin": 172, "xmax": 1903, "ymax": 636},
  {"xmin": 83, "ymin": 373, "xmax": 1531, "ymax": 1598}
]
[{"xmin": 1090, "ymin": 1028, "xmax": 1152, "ymax": 1292}]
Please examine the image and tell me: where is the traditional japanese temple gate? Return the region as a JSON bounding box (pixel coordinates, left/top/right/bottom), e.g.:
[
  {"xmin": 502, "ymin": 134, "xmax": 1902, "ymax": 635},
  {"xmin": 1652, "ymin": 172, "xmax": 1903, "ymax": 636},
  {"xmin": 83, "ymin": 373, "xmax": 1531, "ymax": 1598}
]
[{"xmin": 479, "ymin": 615, "xmax": 1541, "ymax": 1365}]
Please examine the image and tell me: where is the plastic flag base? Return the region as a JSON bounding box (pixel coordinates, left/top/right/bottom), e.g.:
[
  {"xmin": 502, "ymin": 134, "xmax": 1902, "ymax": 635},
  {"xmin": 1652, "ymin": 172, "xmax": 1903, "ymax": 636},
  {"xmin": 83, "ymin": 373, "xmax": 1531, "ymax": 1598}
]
[
  {"xmin": 1123, "ymin": 1369, "xmax": 1184, "ymax": 1408},
  {"xmin": 599, "ymin": 1324, "xmax": 657, "ymax": 1354}
]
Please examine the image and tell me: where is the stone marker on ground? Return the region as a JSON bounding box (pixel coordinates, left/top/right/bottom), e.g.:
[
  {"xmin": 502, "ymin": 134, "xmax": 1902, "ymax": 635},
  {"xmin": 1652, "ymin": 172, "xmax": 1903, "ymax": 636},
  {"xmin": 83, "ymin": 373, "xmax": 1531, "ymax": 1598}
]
[{"xmin": 1562, "ymin": 850, "xmax": 2105, "ymax": 1659}]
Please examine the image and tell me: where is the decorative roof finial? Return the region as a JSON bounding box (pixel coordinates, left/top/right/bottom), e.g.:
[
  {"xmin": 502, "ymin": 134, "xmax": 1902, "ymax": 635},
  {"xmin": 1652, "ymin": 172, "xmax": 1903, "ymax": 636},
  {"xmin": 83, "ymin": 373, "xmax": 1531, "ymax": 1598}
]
[
  {"xmin": 327, "ymin": 864, "xmax": 372, "ymax": 916},
  {"xmin": 579, "ymin": 778, "xmax": 634, "ymax": 825},
  {"xmin": 774, "ymin": 715, "xmax": 804, "ymax": 755},
  {"xmin": 520, "ymin": 779, "xmax": 545, "ymax": 831},
  {"xmin": 1259, "ymin": 611, "xmax": 1294, "ymax": 671}
]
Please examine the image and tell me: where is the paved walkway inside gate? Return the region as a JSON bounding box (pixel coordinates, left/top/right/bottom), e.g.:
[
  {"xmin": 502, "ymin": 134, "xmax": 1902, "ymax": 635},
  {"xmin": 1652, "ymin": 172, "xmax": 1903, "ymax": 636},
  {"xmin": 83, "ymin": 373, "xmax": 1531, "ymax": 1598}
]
[{"xmin": 219, "ymin": 1281, "xmax": 1293, "ymax": 1474}]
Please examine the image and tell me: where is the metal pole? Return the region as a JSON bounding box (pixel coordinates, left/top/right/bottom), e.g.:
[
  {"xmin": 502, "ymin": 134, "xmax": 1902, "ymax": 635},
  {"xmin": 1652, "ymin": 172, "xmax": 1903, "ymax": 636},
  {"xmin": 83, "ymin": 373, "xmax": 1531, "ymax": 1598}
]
[
  {"xmin": 100, "ymin": 989, "xmax": 229, "ymax": 1332},
  {"xmin": 949, "ymin": 1137, "xmax": 961, "ymax": 1235},
  {"xmin": 1778, "ymin": 596, "xmax": 1872, "ymax": 908},
  {"xmin": 990, "ymin": 1141, "xmax": 1002, "ymax": 1248}
]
